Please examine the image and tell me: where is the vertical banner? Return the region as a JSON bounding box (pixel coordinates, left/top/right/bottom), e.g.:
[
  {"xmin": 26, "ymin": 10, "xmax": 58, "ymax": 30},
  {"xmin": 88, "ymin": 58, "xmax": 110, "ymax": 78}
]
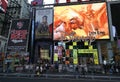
[
  {"xmin": 35, "ymin": 8, "xmax": 53, "ymax": 39},
  {"xmin": 7, "ymin": 19, "xmax": 31, "ymax": 52},
  {"xmin": 93, "ymin": 52, "xmax": 99, "ymax": 64},
  {"xmin": 54, "ymin": 53, "xmax": 58, "ymax": 62},
  {"xmin": 73, "ymin": 49, "xmax": 78, "ymax": 64}
]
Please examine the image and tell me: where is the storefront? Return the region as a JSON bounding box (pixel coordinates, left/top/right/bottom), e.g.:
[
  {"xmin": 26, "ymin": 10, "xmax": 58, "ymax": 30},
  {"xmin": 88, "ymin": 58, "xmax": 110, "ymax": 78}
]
[{"xmin": 53, "ymin": 41, "xmax": 98, "ymax": 65}]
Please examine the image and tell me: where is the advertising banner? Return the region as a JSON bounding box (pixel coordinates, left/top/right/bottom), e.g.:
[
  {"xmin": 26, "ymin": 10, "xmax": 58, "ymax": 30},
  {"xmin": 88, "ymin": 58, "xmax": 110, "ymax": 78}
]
[
  {"xmin": 7, "ymin": 19, "xmax": 31, "ymax": 52},
  {"xmin": 78, "ymin": 49, "xmax": 98, "ymax": 64},
  {"xmin": 73, "ymin": 49, "xmax": 78, "ymax": 64},
  {"xmin": 54, "ymin": 2, "xmax": 110, "ymax": 41},
  {"xmin": 0, "ymin": 0, "xmax": 8, "ymax": 13},
  {"xmin": 35, "ymin": 8, "xmax": 53, "ymax": 39}
]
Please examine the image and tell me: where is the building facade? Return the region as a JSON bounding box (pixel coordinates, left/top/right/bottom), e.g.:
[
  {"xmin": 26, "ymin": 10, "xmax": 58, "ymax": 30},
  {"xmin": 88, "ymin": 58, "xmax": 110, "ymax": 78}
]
[
  {"xmin": 1, "ymin": 0, "xmax": 30, "ymax": 37},
  {"xmin": 30, "ymin": 0, "xmax": 120, "ymax": 73},
  {"xmin": 1, "ymin": 0, "xmax": 120, "ymax": 73}
]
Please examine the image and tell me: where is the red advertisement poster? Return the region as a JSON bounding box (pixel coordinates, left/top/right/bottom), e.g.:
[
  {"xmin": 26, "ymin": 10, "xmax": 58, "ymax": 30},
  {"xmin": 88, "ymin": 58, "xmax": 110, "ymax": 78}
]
[
  {"xmin": 7, "ymin": 19, "xmax": 31, "ymax": 52},
  {"xmin": 0, "ymin": 0, "xmax": 8, "ymax": 13}
]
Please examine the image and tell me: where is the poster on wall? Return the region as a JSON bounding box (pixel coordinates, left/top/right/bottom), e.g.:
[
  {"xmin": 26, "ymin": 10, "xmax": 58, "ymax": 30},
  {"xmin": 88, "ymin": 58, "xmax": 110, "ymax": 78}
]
[
  {"xmin": 0, "ymin": 0, "xmax": 8, "ymax": 13},
  {"xmin": 35, "ymin": 8, "xmax": 53, "ymax": 39},
  {"xmin": 7, "ymin": 19, "xmax": 31, "ymax": 52},
  {"xmin": 54, "ymin": 2, "xmax": 110, "ymax": 41}
]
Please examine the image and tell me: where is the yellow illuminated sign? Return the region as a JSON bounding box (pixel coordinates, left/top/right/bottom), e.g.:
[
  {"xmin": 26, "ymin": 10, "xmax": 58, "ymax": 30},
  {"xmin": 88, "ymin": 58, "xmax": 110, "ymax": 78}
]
[
  {"xmin": 69, "ymin": 46, "xmax": 73, "ymax": 49},
  {"xmin": 84, "ymin": 41, "xmax": 88, "ymax": 46},
  {"xmin": 73, "ymin": 49, "xmax": 78, "ymax": 64},
  {"xmin": 89, "ymin": 45, "xmax": 93, "ymax": 49},
  {"xmin": 78, "ymin": 49, "xmax": 99, "ymax": 64},
  {"xmin": 54, "ymin": 53, "xmax": 58, "ymax": 62},
  {"xmin": 73, "ymin": 42, "xmax": 77, "ymax": 46}
]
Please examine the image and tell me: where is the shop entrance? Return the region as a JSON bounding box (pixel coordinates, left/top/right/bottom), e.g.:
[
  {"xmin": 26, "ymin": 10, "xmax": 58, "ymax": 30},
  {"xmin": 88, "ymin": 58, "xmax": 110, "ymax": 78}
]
[{"xmin": 78, "ymin": 53, "xmax": 94, "ymax": 65}]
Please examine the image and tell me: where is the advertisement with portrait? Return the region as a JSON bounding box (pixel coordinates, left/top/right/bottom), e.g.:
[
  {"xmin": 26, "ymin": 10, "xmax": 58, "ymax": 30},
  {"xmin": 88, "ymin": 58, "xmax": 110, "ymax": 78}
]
[
  {"xmin": 0, "ymin": 0, "xmax": 8, "ymax": 13},
  {"xmin": 35, "ymin": 8, "xmax": 53, "ymax": 39},
  {"xmin": 7, "ymin": 19, "xmax": 31, "ymax": 52},
  {"xmin": 53, "ymin": 2, "xmax": 110, "ymax": 41}
]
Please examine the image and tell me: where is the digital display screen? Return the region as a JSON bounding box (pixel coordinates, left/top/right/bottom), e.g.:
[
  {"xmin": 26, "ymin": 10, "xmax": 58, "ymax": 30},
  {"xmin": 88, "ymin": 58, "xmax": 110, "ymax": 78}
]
[{"xmin": 53, "ymin": 2, "xmax": 110, "ymax": 41}]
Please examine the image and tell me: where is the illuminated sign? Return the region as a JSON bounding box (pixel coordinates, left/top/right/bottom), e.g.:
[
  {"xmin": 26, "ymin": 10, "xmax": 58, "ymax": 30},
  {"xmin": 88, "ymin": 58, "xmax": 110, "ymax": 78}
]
[
  {"xmin": 73, "ymin": 49, "xmax": 78, "ymax": 64},
  {"xmin": 54, "ymin": 2, "xmax": 110, "ymax": 40},
  {"xmin": 78, "ymin": 49, "xmax": 99, "ymax": 64}
]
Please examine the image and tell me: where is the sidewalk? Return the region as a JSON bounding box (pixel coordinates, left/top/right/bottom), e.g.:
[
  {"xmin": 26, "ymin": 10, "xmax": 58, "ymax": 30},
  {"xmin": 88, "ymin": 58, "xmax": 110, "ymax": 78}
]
[{"xmin": 0, "ymin": 72, "xmax": 120, "ymax": 81}]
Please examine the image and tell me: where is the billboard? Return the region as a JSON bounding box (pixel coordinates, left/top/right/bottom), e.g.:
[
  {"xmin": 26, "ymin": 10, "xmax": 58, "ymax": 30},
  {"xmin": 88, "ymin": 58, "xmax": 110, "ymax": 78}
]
[
  {"xmin": 109, "ymin": 1, "xmax": 120, "ymax": 37},
  {"xmin": 0, "ymin": 0, "xmax": 8, "ymax": 13},
  {"xmin": 7, "ymin": 19, "xmax": 31, "ymax": 52},
  {"xmin": 53, "ymin": 2, "xmax": 110, "ymax": 41},
  {"xmin": 35, "ymin": 8, "xmax": 53, "ymax": 39}
]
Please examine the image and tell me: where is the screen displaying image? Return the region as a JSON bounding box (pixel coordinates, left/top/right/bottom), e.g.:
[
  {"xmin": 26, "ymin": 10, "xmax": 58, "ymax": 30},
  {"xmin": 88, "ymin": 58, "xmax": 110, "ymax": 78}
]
[
  {"xmin": 54, "ymin": 42, "xmax": 65, "ymax": 58},
  {"xmin": 53, "ymin": 2, "xmax": 110, "ymax": 40},
  {"xmin": 35, "ymin": 8, "xmax": 53, "ymax": 39}
]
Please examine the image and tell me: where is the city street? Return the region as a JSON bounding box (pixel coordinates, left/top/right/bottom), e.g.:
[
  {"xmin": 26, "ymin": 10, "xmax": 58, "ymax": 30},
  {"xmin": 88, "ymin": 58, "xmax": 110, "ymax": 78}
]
[
  {"xmin": 0, "ymin": 73, "xmax": 120, "ymax": 82},
  {"xmin": 0, "ymin": 77, "xmax": 120, "ymax": 82}
]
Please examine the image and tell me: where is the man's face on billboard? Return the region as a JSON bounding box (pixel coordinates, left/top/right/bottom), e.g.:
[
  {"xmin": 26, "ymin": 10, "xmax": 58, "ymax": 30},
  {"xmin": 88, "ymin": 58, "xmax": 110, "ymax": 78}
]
[
  {"xmin": 17, "ymin": 21, "xmax": 23, "ymax": 29},
  {"xmin": 42, "ymin": 16, "xmax": 47, "ymax": 23}
]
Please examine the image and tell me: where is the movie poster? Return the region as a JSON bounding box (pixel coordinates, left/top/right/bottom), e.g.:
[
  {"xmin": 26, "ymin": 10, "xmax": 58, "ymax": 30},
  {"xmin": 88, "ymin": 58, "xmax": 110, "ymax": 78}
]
[
  {"xmin": 35, "ymin": 8, "xmax": 53, "ymax": 39},
  {"xmin": 7, "ymin": 19, "xmax": 31, "ymax": 52},
  {"xmin": 54, "ymin": 2, "xmax": 110, "ymax": 40}
]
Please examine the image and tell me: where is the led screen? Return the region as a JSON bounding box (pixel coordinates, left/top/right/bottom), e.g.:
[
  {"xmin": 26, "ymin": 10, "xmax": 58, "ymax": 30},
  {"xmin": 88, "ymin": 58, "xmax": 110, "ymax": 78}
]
[
  {"xmin": 53, "ymin": 2, "xmax": 110, "ymax": 41},
  {"xmin": 35, "ymin": 8, "xmax": 53, "ymax": 39}
]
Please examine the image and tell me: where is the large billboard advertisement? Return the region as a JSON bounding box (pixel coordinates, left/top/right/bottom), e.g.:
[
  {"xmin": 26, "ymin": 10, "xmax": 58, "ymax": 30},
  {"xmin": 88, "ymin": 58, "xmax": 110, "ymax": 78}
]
[
  {"xmin": 54, "ymin": 2, "xmax": 110, "ymax": 41},
  {"xmin": 0, "ymin": 0, "xmax": 8, "ymax": 13},
  {"xmin": 109, "ymin": 1, "xmax": 120, "ymax": 38},
  {"xmin": 7, "ymin": 19, "xmax": 31, "ymax": 52},
  {"xmin": 35, "ymin": 8, "xmax": 53, "ymax": 39}
]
